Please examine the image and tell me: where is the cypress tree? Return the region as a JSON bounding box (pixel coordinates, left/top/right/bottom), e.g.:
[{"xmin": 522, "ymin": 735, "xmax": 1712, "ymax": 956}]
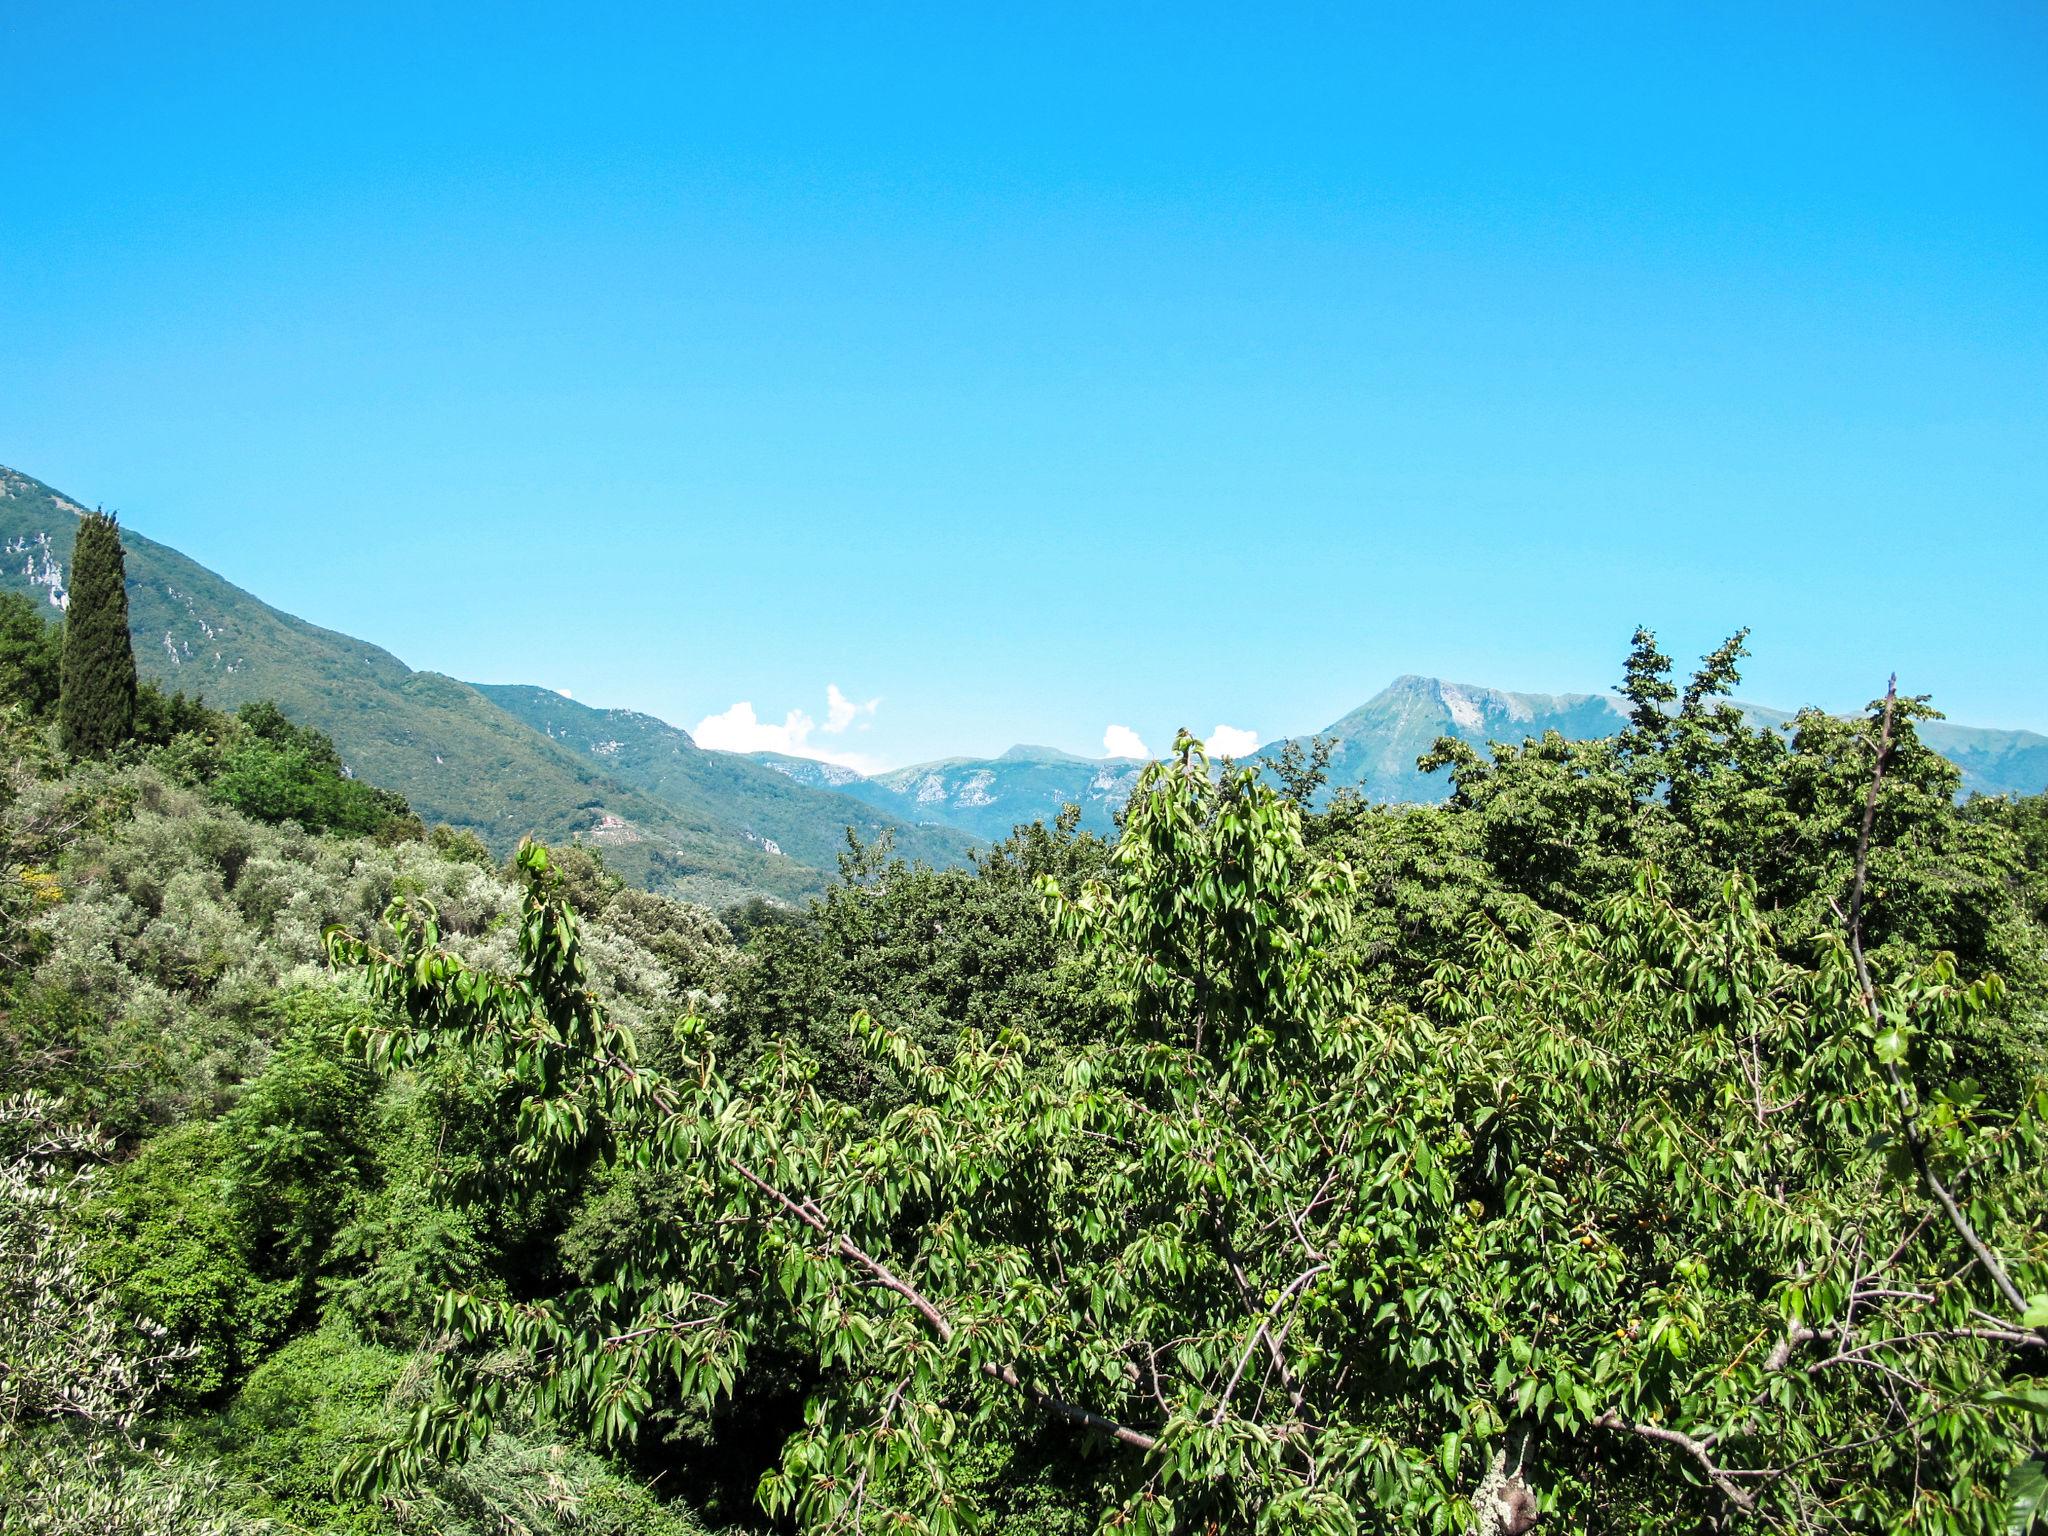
[{"xmin": 58, "ymin": 509, "xmax": 138, "ymax": 756}]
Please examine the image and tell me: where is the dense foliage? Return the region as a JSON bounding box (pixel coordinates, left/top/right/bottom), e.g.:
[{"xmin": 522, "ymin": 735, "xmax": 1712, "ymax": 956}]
[
  {"xmin": 0, "ymin": 595, "xmax": 63, "ymax": 719},
  {"xmin": 3, "ymin": 624, "xmax": 2044, "ymax": 1533}
]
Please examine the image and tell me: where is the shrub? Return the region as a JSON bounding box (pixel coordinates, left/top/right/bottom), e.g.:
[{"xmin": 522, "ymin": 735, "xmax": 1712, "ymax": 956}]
[
  {"xmin": 189, "ymin": 1323, "xmax": 404, "ymax": 1535},
  {"xmin": 83, "ymin": 1121, "xmax": 296, "ymax": 1401},
  {"xmin": 211, "ymin": 704, "xmax": 418, "ymax": 838}
]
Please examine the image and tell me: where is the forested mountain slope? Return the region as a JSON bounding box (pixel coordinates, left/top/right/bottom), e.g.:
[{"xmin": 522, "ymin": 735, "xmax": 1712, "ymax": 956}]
[{"xmin": 0, "ymin": 466, "xmax": 960, "ymax": 904}]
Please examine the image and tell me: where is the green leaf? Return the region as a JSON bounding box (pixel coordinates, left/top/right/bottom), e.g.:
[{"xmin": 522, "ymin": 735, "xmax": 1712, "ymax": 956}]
[{"xmin": 2008, "ymin": 1453, "xmax": 2048, "ymax": 1536}]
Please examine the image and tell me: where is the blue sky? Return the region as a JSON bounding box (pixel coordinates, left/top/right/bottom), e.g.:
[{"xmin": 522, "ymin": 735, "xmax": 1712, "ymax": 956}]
[{"xmin": 4, "ymin": 1, "xmax": 2043, "ymax": 767}]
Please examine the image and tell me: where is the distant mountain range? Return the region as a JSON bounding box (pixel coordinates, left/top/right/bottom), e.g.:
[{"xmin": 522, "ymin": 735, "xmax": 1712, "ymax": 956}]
[
  {"xmin": 759, "ymin": 676, "xmax": 2048, "ymax": 838},
  {"xmin": 754, "ymin": 744, "xmax": 1147, "ymax": 842},
  {"xmin": 474, "ymin": 684, "xmax": 974, "ymax": 875},
  {"xmin": 5, "ymin": 462, "xmax": 2045, "ymax": 900},
  {"xmin": 1252, "ymin": 674, "xmax": 2048, "ymax": 806}
]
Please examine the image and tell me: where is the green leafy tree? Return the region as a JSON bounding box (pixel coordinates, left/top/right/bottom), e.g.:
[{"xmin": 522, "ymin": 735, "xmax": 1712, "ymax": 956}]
[
  {"xmin": 331, "ymin": 730, "xmax": 2048, "ymax": 1533},
  {"xmin": 723, "ymin": 814, "xmax": 1108, "ymax": 1104},
  {"xmin": 132, "ymin": 682, "xmax": 220, "ymax": 749},
  {"xmin": 209, "ymin": 701, "xmax": 419, "ymax": 838},
  {"xmin": 1415, "ymin": 638, "xmax": 2031, "ymax": 982},
  {"xmin": 82, "ymin": 1120, "xmax": 298, "ymax": 1402},
  {"xmin": 221, "ymin": 999, "xmax": 382, "ymax": 1289},
  {"xmin": 0, "ymin": 591, "xmax": 63, "ymax": 717},
  {"xmin": 57, "ymin": 510, "xmax": 138, "ymax": 757},
  {"xmin": 1401, "ymin": 636, "xmax": 2048, "ymax": 1122}
]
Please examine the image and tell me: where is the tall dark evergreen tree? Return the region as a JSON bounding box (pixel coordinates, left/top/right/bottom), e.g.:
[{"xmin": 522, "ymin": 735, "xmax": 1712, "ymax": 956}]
[{"xmin": 58, "ymin": 509, "xmax": 138, "ymax": 756}]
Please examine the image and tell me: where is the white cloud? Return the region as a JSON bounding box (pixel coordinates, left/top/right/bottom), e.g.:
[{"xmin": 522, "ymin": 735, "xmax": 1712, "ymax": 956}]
[
  {"xmin": 692, "ymin": 688, "xmax": 886, "ymax": 773},
  {"xmin": 693, "ymin": 701, "xmax": 818, "ymax": 756},
  {"xmin": 1103, "ymin": 724, "xmax": 1150, "ymax": 759},
  {"xmin": 1206, "ymin": 724, "xmax": 1259, "ymax": 757},
  {"xmin": 553, "ymin": 687, "xmax": 573, "ymax": 699},
  {"xmin": 824, "ymin": 683, "xmax": 880, "ymax": 734}
]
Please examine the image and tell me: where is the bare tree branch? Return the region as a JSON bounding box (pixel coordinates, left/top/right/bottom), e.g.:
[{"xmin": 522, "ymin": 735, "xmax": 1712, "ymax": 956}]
[{"xmin": 1592, "ymin": 1411, "xmax": 1760, "ymax": 1513}]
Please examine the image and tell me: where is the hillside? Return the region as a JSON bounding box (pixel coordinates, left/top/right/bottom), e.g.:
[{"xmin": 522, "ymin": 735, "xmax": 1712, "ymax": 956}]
[
  {"xmin": 1923, "ymin": 725, "xmax": 2048, "ymax": 800},
  {"xmin": 0, "ymin": 466, "xmax": 955, "ymax": 905}
]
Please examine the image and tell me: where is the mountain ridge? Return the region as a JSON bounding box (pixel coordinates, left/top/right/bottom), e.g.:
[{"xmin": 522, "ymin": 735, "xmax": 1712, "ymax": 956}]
[
  {"xmin": 753, "ymin": 743, "xmax": 1149, "ymax": 841},
  {"xmin": 751, "ymin": 676, "xmax": 2048, "ymax": 839},
  {"xmin": 7, "ymin": 462, "xmax": 2042, "ymax": 881},
  {"xmin": 1258, "ymin": 674, "xmax": 2048, "ymax": 805}
]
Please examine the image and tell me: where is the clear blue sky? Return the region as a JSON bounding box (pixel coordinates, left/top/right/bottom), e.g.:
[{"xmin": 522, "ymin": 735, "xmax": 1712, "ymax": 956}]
[{"xmin": 4, "ymin": 1, "xmax": 2043, "ymax": 767}]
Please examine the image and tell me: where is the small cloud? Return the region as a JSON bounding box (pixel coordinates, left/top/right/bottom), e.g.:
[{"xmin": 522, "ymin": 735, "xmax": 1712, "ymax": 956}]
[
  {"xmin": 1103, "ymin": 724, "xmax": 1150, "ymax": 759},
  {"xmin": 553, "ymin": 687, "xmax": 573, "ymax": 699},
  {"xmin": 824, "ymin": 683, "xmax": 880, "ymax": 734},
  {"xmin": 1207, "ymin": 724, "xmax": 1259, "ymax": 757}
]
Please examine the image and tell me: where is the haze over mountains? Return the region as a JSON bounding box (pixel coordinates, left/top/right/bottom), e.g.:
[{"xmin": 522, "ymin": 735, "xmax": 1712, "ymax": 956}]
[{"xmin": 5, "ymin": 461, "xmax": 2045, "ymax": 901}]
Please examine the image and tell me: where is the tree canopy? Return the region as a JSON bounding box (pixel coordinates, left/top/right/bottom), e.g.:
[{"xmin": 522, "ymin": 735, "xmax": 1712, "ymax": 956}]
[{"xmin": 330, "ymin": 713, "xmax": 2048, "ymax": 1533}]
